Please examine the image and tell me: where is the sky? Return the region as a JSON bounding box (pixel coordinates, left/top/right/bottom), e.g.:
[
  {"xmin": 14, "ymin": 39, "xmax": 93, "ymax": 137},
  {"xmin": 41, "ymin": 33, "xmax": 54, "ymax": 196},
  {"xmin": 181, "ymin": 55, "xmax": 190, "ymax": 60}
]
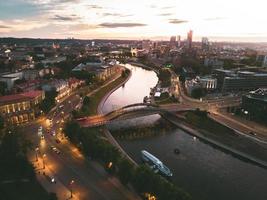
[{"xmin": 0, "ymin": 0, "xmax": 267, "ymax": 42}]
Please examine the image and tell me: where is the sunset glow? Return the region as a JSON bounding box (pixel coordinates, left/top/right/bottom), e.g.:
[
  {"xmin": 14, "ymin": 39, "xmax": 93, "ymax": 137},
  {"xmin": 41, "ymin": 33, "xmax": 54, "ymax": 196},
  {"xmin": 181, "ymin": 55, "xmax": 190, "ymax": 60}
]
[{"xmin": 0, "ymin": 0, "xmax": 267, "ymax": 42}]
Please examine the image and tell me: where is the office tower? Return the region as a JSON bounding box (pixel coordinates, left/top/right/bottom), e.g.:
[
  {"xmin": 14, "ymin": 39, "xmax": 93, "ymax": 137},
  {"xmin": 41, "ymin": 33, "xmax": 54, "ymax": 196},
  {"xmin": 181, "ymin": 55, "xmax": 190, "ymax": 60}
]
[
  {"xmin": 177, "ymin": 35, "xmax": 181, "ymax": 47},
  {"xmin": 170, "ymin": 36, "xmax": 176, "ymax": 49},
  {"xmin": 202, "ymin": 37, "xmax": 209, "ymax": 50},
  {"xmin": 187, "ymin": 30, "xmax": 193, "ymax": 49}
]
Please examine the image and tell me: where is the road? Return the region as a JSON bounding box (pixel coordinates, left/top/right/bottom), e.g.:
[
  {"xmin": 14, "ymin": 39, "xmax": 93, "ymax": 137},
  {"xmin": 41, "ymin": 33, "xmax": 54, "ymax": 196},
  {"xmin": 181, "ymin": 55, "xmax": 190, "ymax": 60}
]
[
  {"xmin": 164, "ymin": 68, "xmax": 267, "ymax": 142},
  {"xmin": 24, "ymin": 80, "xmax": 140, "ymax": 200}
]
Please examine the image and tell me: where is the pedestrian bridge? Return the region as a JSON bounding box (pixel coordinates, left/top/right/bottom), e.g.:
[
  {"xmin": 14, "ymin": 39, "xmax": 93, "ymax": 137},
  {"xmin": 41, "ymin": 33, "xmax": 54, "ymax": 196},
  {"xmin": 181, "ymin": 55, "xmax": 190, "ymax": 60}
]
[{"xmin": 77, "ymin": 103, "xmax": 192, "ymax": 128}]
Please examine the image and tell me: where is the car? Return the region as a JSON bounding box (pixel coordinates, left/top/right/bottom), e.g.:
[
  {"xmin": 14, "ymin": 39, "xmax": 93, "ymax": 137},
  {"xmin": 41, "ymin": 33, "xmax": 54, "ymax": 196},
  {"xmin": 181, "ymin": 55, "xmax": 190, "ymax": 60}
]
[
  {"xmin": 55, "ymin": 149, "xmax": 61, "ymax": 154},
  {"xmin": 51, "ymin": 146, "xmax": 60, "ymax": 154},
  {"xmin": 52, "ymin": 131, "xmax": 56, "ymax": 136},
  {"xmin": 51, "ymin": 177, "xmax": 56, "ymax": 183},
  {"xmin": 249, "ymin": 131, "xmax": 257, "ymax": 136}
]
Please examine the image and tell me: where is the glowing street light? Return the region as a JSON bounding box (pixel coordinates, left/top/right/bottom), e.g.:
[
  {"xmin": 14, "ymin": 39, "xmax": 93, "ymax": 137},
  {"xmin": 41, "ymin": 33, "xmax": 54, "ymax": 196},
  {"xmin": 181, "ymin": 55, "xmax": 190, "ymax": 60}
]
[
  {"xmin": 70, "ymin": 180, "xmax": 75, "ymax": 198},
  {"xmin": 107, "ymin": 162, "xmax": 113, "ymax": 169},
  {"xmin": 42, "ymin": 154, "xmax": 46, "ymax": 169},
  {"xmin": 145, "ymin": 193, "xmax": 157, "ymax": 200},
  {"xmin": 35, "ymin": 147, "xmax": 39, "ymax": 162}
]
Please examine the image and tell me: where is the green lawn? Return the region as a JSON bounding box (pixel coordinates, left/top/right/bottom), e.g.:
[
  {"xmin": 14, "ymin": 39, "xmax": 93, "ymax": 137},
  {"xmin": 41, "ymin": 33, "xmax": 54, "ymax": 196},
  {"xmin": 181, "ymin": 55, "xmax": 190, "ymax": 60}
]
[
  {"xmin": 184, "ymin": 110, "xmax": 267, "ymax": 161},
  {"xmin": 87, "ymin": 75, "xmax": 128, "ymax": 115},
  {"xmin": 185, "ymin": 111, "xmax": 235, "ymax": 137}
]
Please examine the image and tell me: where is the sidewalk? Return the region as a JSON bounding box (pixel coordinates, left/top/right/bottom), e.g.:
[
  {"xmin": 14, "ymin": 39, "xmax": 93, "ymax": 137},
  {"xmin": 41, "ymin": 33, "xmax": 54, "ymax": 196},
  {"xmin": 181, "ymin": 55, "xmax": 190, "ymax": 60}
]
[{"xmin": 29, "ymin": 153, "xmax": 78, "ymax": 200}]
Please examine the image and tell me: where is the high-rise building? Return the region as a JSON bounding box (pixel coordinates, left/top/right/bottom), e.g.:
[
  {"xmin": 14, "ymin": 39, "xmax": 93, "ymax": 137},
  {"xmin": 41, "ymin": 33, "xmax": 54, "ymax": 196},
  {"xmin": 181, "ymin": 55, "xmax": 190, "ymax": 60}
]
[
  {"xmin": 142, "ymin": 40, "xmax": 151, "ymax": 51},
  {"xmin": 153, "ymin": 41, "xmax": 158, "ymax": 49},
  {"xmin": 187, "ymin": 30, "xmax": 193, "ymax": 49},
  {"xmin": 177, "ymin": 35, "xmax": 181, "ymax": 47},
  {"xmin": 202, "ymin": 37, "xmax": 209, "ymax": 50},
  {"xmin": 170, "ymin": 36, "xmax": 176, "ymax": 49}
]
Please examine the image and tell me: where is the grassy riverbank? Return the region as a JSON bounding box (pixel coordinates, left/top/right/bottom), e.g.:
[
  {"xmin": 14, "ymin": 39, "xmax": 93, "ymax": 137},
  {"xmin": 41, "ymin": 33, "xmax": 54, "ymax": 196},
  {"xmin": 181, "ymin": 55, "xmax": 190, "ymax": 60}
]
[
  {"xmin": 73, "ymin": 69, "xmax": 130, "ymax": 117},
  {"xmin": 183, "ymin": 110, "xmax": 267, "ymax": 162}
]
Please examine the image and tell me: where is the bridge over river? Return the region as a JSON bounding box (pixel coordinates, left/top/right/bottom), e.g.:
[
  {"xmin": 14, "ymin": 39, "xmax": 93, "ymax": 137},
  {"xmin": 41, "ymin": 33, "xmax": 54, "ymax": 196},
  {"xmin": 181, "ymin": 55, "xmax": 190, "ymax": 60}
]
[{"xmin": 77, "ymin": 103, "xmax": 193, "ymax": 127}]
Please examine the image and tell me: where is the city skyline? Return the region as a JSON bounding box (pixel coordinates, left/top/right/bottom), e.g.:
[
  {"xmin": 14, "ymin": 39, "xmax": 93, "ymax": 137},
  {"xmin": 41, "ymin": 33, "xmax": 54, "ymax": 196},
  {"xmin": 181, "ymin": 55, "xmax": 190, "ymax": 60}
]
[{"xmin": 0, "ymin": 0, "xmax": 267, "ymax": 42}]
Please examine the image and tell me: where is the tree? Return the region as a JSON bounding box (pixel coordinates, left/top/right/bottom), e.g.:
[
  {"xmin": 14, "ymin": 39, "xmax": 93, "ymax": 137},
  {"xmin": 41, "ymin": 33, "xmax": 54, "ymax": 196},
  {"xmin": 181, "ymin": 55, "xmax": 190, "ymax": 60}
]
[
  {"xmin": 39, "ymin": 90, "xmax": 58, "ymax": 113},
  {"xmin": 64, "ymin": 121, "xmax": 81, "ymax": 143},
  {"xmin": 0, "ymin": 115, "xmax": 4, "ymax": 130},
  {"xmin": 49, "ymin": 193, "xmax": 58, "ymax": 200},
  {"xmin": 191, "ymin": 88, "xmax": 206, "ymax": 99},
  {"xmin": 0, "ymin": 129, "xmax": 35, "ymax": 180},
  {"xmin": 0, "ymin": 81, "xmax": 7, "ymax": 96},
  {"xmin": 117, "ymin": 158, "xmax": 134, "ymax": 185},
  {"xmin": 35, "ymin": 62, "xmax": 44, "ymax": 69},
  {"xmin": 83, "ymin": 96, "xmax": 91, "ymax": 106}
]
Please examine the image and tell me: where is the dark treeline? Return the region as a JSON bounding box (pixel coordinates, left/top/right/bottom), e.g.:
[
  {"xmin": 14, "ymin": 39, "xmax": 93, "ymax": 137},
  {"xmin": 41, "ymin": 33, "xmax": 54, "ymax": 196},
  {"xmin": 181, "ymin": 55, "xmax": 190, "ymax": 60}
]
[{"xmin": 64, "ymin": 120, "xmax": 191, "ymax": 200}]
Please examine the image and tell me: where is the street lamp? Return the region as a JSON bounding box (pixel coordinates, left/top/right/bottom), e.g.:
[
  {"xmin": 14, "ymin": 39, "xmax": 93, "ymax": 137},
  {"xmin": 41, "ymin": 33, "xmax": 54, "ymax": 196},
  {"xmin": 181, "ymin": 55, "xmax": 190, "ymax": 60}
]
[
  {"xmin": 35, "ymin": 147, "xmax": 39, "ymax": 162},
  {"xmin": 42, "ymin": 154, "xmax": 46, "ymax": 169},
  {"xmin": 107, "ymin": 162, "xmax": 113, "ymax": 169},
  {"xmin": 70, "ymin": 180, "xmax": 74, "ymax": 198}
]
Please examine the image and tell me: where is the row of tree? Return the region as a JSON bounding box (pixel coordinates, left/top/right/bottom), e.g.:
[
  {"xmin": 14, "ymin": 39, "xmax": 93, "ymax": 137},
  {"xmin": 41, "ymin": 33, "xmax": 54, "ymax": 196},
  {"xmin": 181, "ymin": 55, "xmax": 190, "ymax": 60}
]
[
  {"xmin": 64, "ymin": 121, "xmax": 191, "ymax": 200},
  {"xmin": 0, "ymin": 128, "xmax": 57, "ymax": 200},
  {"xmin": 39, "ymin": 90, "xmax": 58, "ymax": 113}
]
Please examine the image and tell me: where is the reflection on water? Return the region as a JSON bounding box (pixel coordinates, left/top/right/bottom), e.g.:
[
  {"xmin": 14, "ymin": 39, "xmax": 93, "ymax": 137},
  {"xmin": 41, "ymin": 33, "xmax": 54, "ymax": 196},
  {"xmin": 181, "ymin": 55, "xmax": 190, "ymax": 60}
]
[
  {"xmin": 108, "ymin": 114, "xmax": 176, "ymax": 140},
  {"xmin": 115, "ymin": 120, "xmax": 267, "ymax": 200},
  {"xmin": 102, "ymin": 64, "xmax": 267, "ymax": 200},
  {"xmin": 102, "ymin": 64, "xmax": 158, "ymax": 113}
]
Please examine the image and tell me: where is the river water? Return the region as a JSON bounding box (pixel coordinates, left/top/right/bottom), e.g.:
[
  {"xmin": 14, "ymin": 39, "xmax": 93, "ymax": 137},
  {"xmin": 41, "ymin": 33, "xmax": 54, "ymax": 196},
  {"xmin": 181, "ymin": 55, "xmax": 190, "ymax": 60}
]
[{"xmin": 102, "ymin": 64, "xmax": 267, "ymax": 200}]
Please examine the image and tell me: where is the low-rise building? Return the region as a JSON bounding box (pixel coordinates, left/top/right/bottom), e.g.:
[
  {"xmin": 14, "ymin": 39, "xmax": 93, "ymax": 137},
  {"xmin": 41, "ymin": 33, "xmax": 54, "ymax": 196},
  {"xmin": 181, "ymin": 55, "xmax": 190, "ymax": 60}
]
[
  {"xmin": 42, "ymin": 79, "xmax": 70, "ymax": 101},
  {"xmin": 14, "ymin": 79, "xmax": 42, "ymax": 93},
  {"xmin": 222, "ymin": 72, "xmax": 267, "ymax": 92},
  {"xmin": 0, "ymin": 72, "xmax": 24, "ymax": 90},
  {"xmin": 68, "ymin": 78, "xmax": 85, "ymax": 91},
  {"xmin": 72, "ymin": 59, "xmax": 121, "ymax": 81},
  {"xmin": 242, "ymin": 88, "xmax": 267, "ymax": 121},
  {"xmin": 23, "ymin": 69, "xmax": 39, "ymax": 80},
  {"xmin": 197, "ymin": 76, "xmax": 217, "ymax": 90},
  {"xmin": 0, "ymin": 90, "xmax": 45, "ymax": 125},
  {"xmin": 185, "ymin": 79, "xmax": 202, "ymax": 96}
]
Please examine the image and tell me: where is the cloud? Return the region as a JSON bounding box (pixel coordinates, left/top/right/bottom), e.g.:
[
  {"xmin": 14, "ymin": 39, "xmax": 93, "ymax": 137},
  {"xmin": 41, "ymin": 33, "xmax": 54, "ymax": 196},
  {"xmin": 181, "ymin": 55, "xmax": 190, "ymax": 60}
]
[
  {"xmin": 71, "ymin": 23, "xmax": 98, "ymax": 30},
  {"xmin": 204, "ymin": 17, "xmax": 225, "ymax": 21},
  {"xmin": 101, "ymin": 13, "xmax": 132, "ymax": 17},
  {"xmin": 169, "ymin": 19, "xmax": 188, "ymax": 24},
  {"xmin": 0, "ymin": 25, "xmax": 11, "ymax": 29},
  {"xmin": 51, "ymin": 14, "xmax": 80, "ymax": 21},
  {"xmin": 88, "ymin": 4, "xmax": 103, "ymax": 9},
  {"xmin": 161, "ymin": 6, "xmax": 173, "ymax": 10},
  {"xmin": 98, "ymin": 22, "xmax": 147, "ymax": 28},
  {"xmin": 158, "ymin": 13, "xmax": 173, "ymax": 16}
]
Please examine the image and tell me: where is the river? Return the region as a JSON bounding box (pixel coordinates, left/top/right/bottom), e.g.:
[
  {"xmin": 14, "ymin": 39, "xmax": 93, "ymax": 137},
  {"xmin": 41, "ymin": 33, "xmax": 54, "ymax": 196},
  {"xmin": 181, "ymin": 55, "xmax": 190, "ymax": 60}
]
[{"xmin": 102, "ymin": 64, "xmax": 267, "ymax": 200}]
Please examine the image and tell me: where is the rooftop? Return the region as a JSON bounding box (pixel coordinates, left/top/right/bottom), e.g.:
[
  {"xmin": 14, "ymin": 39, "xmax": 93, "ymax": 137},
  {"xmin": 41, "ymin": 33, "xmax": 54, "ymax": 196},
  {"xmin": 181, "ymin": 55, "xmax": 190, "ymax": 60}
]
[
  {"xmin": 246, "ymin": 88, "xmax": 267, "ymax": 102},
  {"xmin": 0, "ymin": 90, "xmax": 43, "ymax": 104}
]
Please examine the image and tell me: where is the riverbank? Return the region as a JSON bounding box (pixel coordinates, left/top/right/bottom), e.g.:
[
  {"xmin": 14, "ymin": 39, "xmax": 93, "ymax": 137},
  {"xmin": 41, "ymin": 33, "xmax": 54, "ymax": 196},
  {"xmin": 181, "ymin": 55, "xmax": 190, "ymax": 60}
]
[
  {"xmin": 76, "ymin": 67, "xmax": 131, "ymax": 116},
  {"xmin": 96, "ymin": 64, "xmax": 191, "ymax": 200},
  {"xmin": 97, "ymin": 66, "xmax": 137, "ymax": 165},
  {"xmin": 128, "ymin": 62, "xmax": 159, "ymax": 74},
  {"xmin": 162, "ymin": 112, "xmax": 267, "ymax": 168}
]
